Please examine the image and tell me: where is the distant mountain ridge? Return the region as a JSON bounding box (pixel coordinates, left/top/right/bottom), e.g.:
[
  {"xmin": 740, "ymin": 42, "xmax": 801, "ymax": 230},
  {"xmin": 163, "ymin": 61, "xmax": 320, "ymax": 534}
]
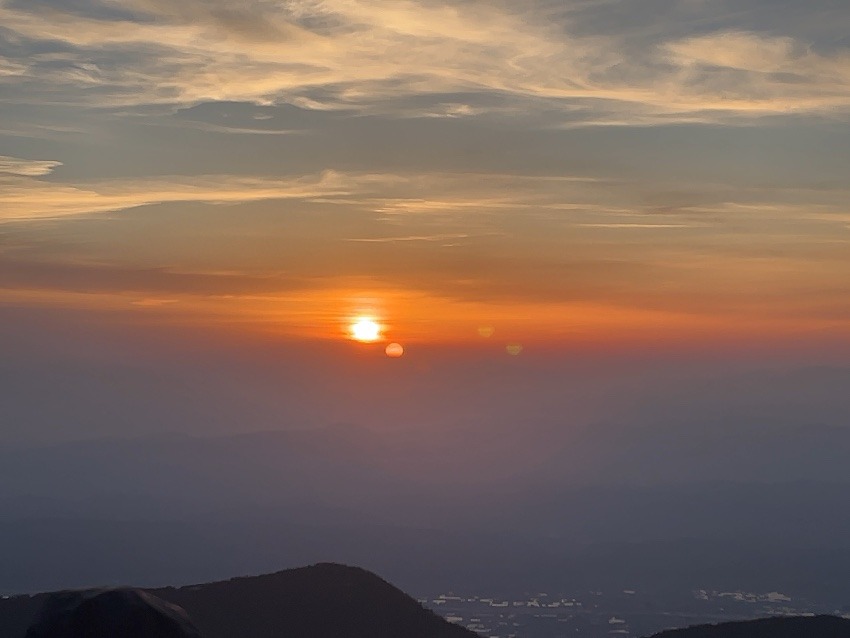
[
  {"xmin": 0, "ymin": 563, "xmax": 479, "ymax": 638},
  {"xmin": 646, "ymin": 615, "xmax": 850, "ymax": 637},
  {"xmin": 2, "ymin": 563, "xmax": 848, "ymax": 638}
]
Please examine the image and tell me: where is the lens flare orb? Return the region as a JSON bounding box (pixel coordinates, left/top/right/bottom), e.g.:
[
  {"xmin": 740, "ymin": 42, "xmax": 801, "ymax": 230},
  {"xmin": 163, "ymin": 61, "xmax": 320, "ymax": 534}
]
[{"xmin": 385, "ymin": 342, "xmax": 404, "ymax": 358}]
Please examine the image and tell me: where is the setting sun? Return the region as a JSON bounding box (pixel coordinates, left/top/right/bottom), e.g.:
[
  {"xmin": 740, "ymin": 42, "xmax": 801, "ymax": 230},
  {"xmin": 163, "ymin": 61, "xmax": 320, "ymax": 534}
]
[{"xmin": 350, "ymin": 317, "xmax": 381, "ymax": 342}]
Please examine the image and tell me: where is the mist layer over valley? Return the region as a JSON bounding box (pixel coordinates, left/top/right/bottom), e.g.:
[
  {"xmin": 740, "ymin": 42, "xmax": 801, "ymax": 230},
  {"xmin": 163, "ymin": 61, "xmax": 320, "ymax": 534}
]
[{"xmin": 3, "ymin": 311, "xmax": 849, "ymax": 603}]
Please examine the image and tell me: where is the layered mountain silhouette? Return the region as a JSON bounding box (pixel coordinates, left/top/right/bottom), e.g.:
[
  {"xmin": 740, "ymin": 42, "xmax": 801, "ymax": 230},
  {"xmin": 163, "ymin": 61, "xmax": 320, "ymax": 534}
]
[
  {"xmin": 3, "ymin": 563, "xmax": 849, "ymax": 638},
  {"xmin": 0, "ymin": 563, "xmax": 478, "ymax": 638},
  {"xmin": 647, "ymin": 615, "xmax": 850, "ymax": 637}
]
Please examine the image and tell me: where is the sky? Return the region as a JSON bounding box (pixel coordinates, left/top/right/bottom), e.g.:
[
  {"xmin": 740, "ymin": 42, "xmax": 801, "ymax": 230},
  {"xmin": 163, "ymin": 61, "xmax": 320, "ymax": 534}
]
[{"xmin": 2, "ymin": 0, "xmax": 850, "ymax": 444}]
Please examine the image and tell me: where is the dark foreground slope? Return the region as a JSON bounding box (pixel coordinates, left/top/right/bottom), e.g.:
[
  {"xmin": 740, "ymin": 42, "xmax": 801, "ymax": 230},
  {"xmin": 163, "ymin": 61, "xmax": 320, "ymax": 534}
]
[
  {"xmin": 25, "ymin": 588, "xmax": 201, "ymax": 638},
  {"xmin": 0, "ymin": 563, "xmax": 478, "ymax": 638},
  {"xmin": 647, "ymin": 615, "xmax": 850, "ymax": 638}
]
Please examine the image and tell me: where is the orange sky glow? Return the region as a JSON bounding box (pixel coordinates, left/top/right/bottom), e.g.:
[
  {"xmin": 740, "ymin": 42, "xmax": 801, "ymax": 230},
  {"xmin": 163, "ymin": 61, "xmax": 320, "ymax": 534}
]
[{"xmin": 1, "ymin": 0, "xmax": 849, "ymax": 360}]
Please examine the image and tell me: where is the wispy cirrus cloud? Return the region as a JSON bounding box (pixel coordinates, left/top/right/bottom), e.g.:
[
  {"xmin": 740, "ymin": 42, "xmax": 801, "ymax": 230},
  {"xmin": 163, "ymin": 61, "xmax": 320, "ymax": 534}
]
[
  {"xmin": 4, "ymin": 160, "xmax": 850, "ymax": 235},
  {"xmin": 0, "ymin": 170, "xmax": 381, "ymax": 221},
  {"xmin": 0, "ymin": 155, "xmax": 63, "ymax": 176},
  {"xmin": 1, "ymin": 0, "xmax": 849, "ymax": 125}
]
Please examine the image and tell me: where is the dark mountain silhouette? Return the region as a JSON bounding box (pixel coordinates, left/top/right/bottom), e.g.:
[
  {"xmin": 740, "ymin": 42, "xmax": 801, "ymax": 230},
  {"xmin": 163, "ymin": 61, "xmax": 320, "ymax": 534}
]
[
  {"xmin": 0, "ymin": 563, "xmax": 479, "ymax": 638},
  {"xmin": 646, "ymin": 615, "xmax": 850, "ymax": 637},
  {"xmin": 25, "ymin": 588, "xmax": 200, "ymax": 638}
]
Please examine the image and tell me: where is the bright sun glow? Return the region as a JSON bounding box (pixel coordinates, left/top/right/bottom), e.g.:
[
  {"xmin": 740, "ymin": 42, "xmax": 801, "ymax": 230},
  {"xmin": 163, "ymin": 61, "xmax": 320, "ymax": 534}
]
[{"xmin": 350, "ymin": 317, "xmax": 381, "ymax": 342}]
